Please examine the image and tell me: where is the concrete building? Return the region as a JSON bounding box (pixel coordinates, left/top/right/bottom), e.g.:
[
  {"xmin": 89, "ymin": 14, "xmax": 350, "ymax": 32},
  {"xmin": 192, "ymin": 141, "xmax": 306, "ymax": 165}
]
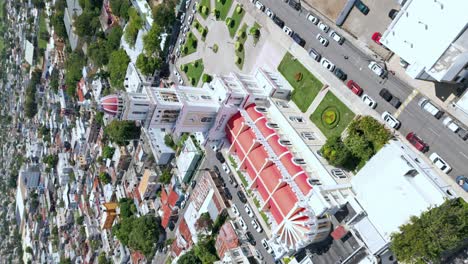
[
  {"xmin": 217, "ymin": 245, "xmax": 256, "ymax": 264},
  {"xmin": 176, "ymin": 137, "xmax": 201, "ymax": 183},
  {"xmin": 141, "ymin": 127, "xmax": 175, "ymax": 165},
  {"xmin": 57, "ymin": 153, "xmax": 73, "ymax": 186},
  {"xmin": 63, "ymin": 0, "xmax": 83, "ymax": 50},
  {"xmin": 215, "ymin": 222, "xmax": 240, "ymax": 259},
  {"xmin": 382, "ymin": 0, "xmax": 468, "ymax": 83},
  {"xmin": 100, "ymin": 202, "xmax": 118, "ymax": 229},
  {"xmin": 138, "ymin": 169, "xmax": 159, "ymax": 200}
]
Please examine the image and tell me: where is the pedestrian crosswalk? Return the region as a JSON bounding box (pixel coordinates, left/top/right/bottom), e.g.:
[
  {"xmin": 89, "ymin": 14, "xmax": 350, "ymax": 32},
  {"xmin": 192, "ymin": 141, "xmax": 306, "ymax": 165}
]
[{"xmin": 394, "ymin": 89, "xmax": 419, "ymax": 118}]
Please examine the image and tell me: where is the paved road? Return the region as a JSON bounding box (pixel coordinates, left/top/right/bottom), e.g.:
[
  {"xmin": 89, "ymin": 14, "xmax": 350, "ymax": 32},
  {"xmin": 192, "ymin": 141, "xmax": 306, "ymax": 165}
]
[
  {"xmin": 205, "ymin": 147, "xmax": 274, "ymax": 264},
  {"xmin": 251, "ymin": 0, "xmax": 467, "ymax": 177}
]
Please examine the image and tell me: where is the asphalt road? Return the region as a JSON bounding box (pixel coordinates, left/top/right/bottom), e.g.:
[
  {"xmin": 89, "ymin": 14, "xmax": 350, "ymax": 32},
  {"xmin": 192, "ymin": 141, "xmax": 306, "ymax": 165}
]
[
  {"xmin": 252, "ymin": 0, "xmax": 468, "ymax": 177},
  {"xmin": 205, "ymin": 147, "xmax": 274, "ymax": 264}
]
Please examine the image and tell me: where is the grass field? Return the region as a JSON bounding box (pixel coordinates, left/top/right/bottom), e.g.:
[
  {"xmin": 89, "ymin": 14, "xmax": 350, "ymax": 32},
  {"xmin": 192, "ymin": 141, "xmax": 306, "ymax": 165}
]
[
  {"xmin": 234, "ymin": 24, "xmax": 248, "ymax": 69},
  {"xmin": 38, "ymin": 12, "xmax": 48, "ymax": 49},
  {"xmin": 181, "ymin": 32, "xmax": 198, "ymax": 57},
  {"xmin": 199, "ymin": 0, "xmax": 211, "ymax": 20},
  {"xmin": 215, "ymin": 0, "xmax": 233, "ymax": 20},
  {"xmin": 181, "ymin": 59, "xmax": 204, "ymax": 86},
  {"xmin": 226, "ymin": 4, "xmax": 245, "ymax": 38},
  {"xmin": 278, "ymin": 53, "xmax": 323, "ymax": 112},
  {"xmin": 310, "ymin": 91, "xmax": 355, "ymax": 138}
]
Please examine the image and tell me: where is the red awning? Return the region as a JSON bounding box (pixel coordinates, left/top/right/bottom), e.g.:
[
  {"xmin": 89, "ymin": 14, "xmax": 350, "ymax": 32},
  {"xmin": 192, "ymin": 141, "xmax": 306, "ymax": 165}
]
[{"xmin": 331, "ymin": 225, "xmax": 348, "ymax": 240}]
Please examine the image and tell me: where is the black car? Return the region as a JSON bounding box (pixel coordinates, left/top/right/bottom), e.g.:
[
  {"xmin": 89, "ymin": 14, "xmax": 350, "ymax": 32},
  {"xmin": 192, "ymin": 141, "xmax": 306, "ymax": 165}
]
[
  {"xmin": 389, "ymin": 9, "xmax": 399, "ymax": 20},
  {"xmin": 223, "ymin": 187, "xmax": 232, "ymax": 200},
  {"xmin": 333, "ymin": 68, "xmax": 347, "ymax": 81},
  {"xmin": 216, "ymin": 151, "xmax": 226, "ymax": 163},
  {"xmin": 229, "ymin": 174, "xmax": 238, "ymax": 188},
  {"xmin": 272, "ymin": 16, "xmax": 285, "ymax": 28},
  {"xmin": 292, "ymin": 33, "xmax": 306, "ymax": 47},
  {"xmin": 288, "ymin": 0, "xmax": 301, "ymax": 11},
  {"xmin": 213, "ymin": 165, "xmax": 221, "ymax": 177},
  {"xmin": 390, "ymin": 97, "xmax": 401, "ymax": 109},
  {"xmin": 379, "ymin": 88, "xmax": 393, "ymax": 102},
  {"xmin": 237, "ymin": 190, "xmax": 248, "ymax": 203},
  {"xmin": 246, "ymin": 231, "xmax": 256, "ymax": 246}
]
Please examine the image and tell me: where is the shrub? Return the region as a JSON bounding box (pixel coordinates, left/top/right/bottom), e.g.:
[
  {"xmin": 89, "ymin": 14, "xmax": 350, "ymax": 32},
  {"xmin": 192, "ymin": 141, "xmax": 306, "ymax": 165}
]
[
  {"xmin": 192, "ymin": 39, "xmax": 198, "ymax": 48},
  {"xmin": 250, "ymin": 27, "xmax": 260, "ymax": 38},
  {"xmin": 202, "ymin": 6, "xmax": 208, "ymax": 15},
  {"xmin": 202, "ymin": 28, "xmax": 208, "ymax": 37},
  {"xmin": 190, "ymin": 77, "xmax": 196, "ymax": 85},
  {"xmin": 194, "ymin": 60, "xmax": 199, "ymax": 67},
  {"xmin": 214, "ymin": 9, "xmax": 220, "ymax": 18},
  {"xmin": 237, "ymin": 30, "xmax": 246, "ymax": 39},
  {"xmin": 212, "ymin": 44, "xmax": 219, "ymax": 53},
  {"xmin": 236, "ymin": 5, "xmax": 243, "ymax": 14},
  {"xmin": 226, "ymin": 18, "xmax": 233, "ymax": 27},
  {"xmin": 235, "ymin": 41, "xmax": 243, "ymax": 52},
  {"xmin": 182, "ymin": 65, "xmax": 188, "ymax": 72},
  {"xmin": 202, "ymin": 74, "xmax": 212, "ymax": 83},
  {"xmin": 294, "ymin": 72, "xmax": 303, "ymax": 82},
  {"xmin": 235, "ymin": 56, "xmax": 242, "ymax": 64}
]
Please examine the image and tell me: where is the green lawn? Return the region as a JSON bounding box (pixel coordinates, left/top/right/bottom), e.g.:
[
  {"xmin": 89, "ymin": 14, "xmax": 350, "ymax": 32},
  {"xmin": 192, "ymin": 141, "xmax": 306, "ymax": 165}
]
[
  {"xmin": 226, "ymin": 4, "xmax": 245, "ymax": 38},
  {"xmin": 250, "ymin": 22, "xmax": 261, "ymax": 45},
  {"xmin": 181, "ymin": 59, "xmax": 204, "ymax": 86},
  {"xmin": 193, "ymin": 19, "xmax": 208, "ymax": 41},
  {"xmin": 234, "ymin": 24, "xmax": 248, "ymax": 69},
  {"xmin": 278, "ymin": 53, "xmax": 323, "ymax": 112},
  {"xmin": 181, "ymin": 32, "xmax": 198, "ymax": 57},
  {"xmin": 215, "ymin": 0, "xmax": 233, "ymax": 20},
  {"xmin": 199, "ymin": 0, "xmax": 211, "ymax": 20},
  {"xmin": 38, "ymin": 12, "xmax": 48, "ymax": 49},
  {"xmin": 310, "ymin": 91, "xmax": 355, "ymax": 138}
]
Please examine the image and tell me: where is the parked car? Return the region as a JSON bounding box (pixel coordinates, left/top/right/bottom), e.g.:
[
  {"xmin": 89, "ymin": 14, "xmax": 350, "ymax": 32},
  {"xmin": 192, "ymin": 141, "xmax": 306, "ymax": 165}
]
[
  {"xmin": 213, "ymin": 165, "xmax": 221, "ymax": 176},
  {"xmin": 238, "ymin": 217, "xmax": 248, "ymax": 230},
  {"xmin": 306, "ymin": 13, "xmax": 319, "ymax": 24},
  {"xmin": 329, "ymin": 30, "xmax": 345, "ymax": 44},
  {"xmin": 346, "ymin": 80, "xmax": 363, "ymax": 96},
  {"xmin": 255, "ymin": 1, "xmax": 265, "ymax": 11},
  {"xmin": 368, "ymin": 61, "xmax": 387, "ymax": 77},
  {"xmin": 457, "ymin": 128, "xmax": 468, "ymax": 141},
  {"xmin": 232, "ymin": 204, "xmax": 240, "ymax": 216},
  {"xmin": 390, "ymin": 96, "xmax": 401, "ymax": 109},
  {"xmin": 318, "ymin": 22, "xmax": 329, "ymax": 33},
  {"xmin": 292, "ymin": 33, "xmax": 306, "ymax": 47},
  {"xmin": 442, "ymin": 116, "xmax": 460, "ymax": 133},
  {"xmin": 388, "ymin": 9, "xmax": 399, "ymax": 20},
  {"xmin": 355, "ymin": 0, "xmax": 370, "ymax": 15},
  {"xmin": 188, "ymin": 14, "xmax": 194, "ymax": 24},
  {"xmin": 223, "ymin": 187, "xmax": 232, "ymax": 200},
  {"xmin": 406, "ymin": 132, "xmax": 429, "ymax": 152},
  {"xmin": 237, "ymin": 190, "xmax": 248, "ymax": 203},
  {"xmin": 216, "ymin": 151, "xmax": 226, "ymax": 163},
  {"xmin": 244, "ymin": 204, "xmax": 254, "ymax": 218},
  {"xmin": 246, "ymin": 231, "xmax": 256, "ymax": 246},
  {"xmin": 362, "ymin": 94, "xmax": 377, "ymax": 108},
  {"xmin": 255, "ymin": 249, "xmax": 264, "ymax": 261},
  {"xmin": 251, "ymin": 219, "xmax": 263, "ymax": 233},
  {"xmin": 429, "ymin": 153, "xmax": 452, "ymax": 174},
  {"xmin": 308, "ymin": 48, "xmax": 321, "ymax": 61},
  {"xmin": 283, "ymin": 26, "xmax": 293, "ymax": 36},
  {"xmin": 333, "ymin": 68, "xmax": 347, "ymax": 81},
  {"xmin": 229, "ymin": 174, "xmax": 238, "ymax": 187},
  {"xmin": 222, "ymin": 163, "xmax": 231, "ymax": 174},
  {"xmin": 316, "ymin": 33, "xmax": 329, "ymax": 46},
  {"xmin": 288, "ymin": 0, "xmax": 301, "ymax": 11},
  {"xmin": 261, "ymin": 239, "xmax": 273, "ymax": 254},
  {"xmin": 418, "ymin": 97, "xmax": 444, "ymax": 119},
  {"xmin": 379, "ymin": 88, "xmax": 393, "ymax": 102},
  {"xmin": 273, "ymin": 16, "xmax": 285, "ymax": 28},
  {"xmin": 331, "ymin": 168, "xmax": 347, "ymax": 179},
  {"xmin": 265, "ymin": 8, "xmax": 275, "ymax": 19},
  {"xmin": 371, "ymin": 32, "xmax": 382, "ymax": 45},
  {"xmin": 382, "ymin": 111, "xmax": 400, "ymax": 129},
  {"xmin": 456, "ymin": 175, "xmax": 468, "ymax": 192},
  {"xmin": 321, "ymin": 58, "xmax": 335, "ymax": 71}
]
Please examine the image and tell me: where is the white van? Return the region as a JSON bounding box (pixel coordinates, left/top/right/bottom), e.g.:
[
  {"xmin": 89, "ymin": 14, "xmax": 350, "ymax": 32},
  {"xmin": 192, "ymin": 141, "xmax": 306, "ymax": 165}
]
[{"xmin": 418, "ymin": 97, "xmax": 443, "ymax": 119}]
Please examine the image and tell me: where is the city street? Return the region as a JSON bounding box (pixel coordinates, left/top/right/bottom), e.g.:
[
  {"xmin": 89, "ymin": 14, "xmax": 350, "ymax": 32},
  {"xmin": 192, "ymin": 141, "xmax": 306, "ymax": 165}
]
[
  {"xmin": 204, "ymin": 147, "xmax": 275, "ymax": 263},
  {"xmin": 239, "ymin": 0, "xmax": 468, "ymax": 178}
]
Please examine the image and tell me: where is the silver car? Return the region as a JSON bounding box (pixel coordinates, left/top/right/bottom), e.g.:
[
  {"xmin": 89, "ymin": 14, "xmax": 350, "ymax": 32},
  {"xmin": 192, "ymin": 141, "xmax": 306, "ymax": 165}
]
[
  {"xmin": 321, "ymin": 58, "xmax": 335, "ymax": 71},
  {"xmin": 316, "ymin": 33, "xmax": 329, "ymax": 47}
]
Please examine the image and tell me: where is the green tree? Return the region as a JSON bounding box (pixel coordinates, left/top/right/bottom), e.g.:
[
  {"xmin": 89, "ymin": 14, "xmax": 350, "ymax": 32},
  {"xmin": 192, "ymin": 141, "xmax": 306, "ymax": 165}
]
[
  {"xmin": 136, "ymin": 54, "xmax": 161, "ymax": 76},
  {"xmin": 158, "ymin": 168, "xmax": 172, "ymax": 184},
  {"xmin": 32, "ymin": 0, "xmax": 45, "ymax": 9},
  {"xmin": 320, "ymin": 136, "xmax": 356, "ymax": 170},
  {"xmin": 390, "ymin": 198, "xmax": 468, "ymax": 264},
  {"xmin": 108, "ymin": 49, "xmax": 130, "ymax": 89},
  {"xmin": 177, "ymin": 250, "xmax": 202, "ymax": 264},
  {"xmin": 43, "ymin": 154, "xmax": 59, "ymax": 168},
  {"xmin": 65, "ymin": 51, "xmax": 86, "ymax": 92},
  {"xmin": 119, "ymin": 198, "xmax": 136, "ymax": 219},
  {"xmin": 106, "ymin": 26, "xmax": 123, "ymax": 51},
  {"xmin": 97, "ymin": 252, "xmax": 110, "ymax": 264},
  {"xmin": 124, "ymin": 8, "xmax": 143, "ymax": 47},
  {"xmin": 110, "ymin": 0, "xmax": 131, "ymax": 20},
  {"xmin": 25, "ymin": 246, "xmax": 33, "ymax": 255},
  {"xmin": 195, "ymin": 212, "xmax": 213, "ymax": 232},
  {"xmin": 102, "ymin": 146, "xmax": 115, "ymax": 159},
  {"xmin": 104, "ymin": 120, "xmax": 141, "ymax": 145},
  {"xmin": 88, "ymin": 39, "xmax": 110, "ymax": 67},
  {"xmin": 152, "ymin": 0, "xmax": 177, "ymax": 31},
  {"xmin": 74, "ymin": 10, "xmax": 101, "ymax": 38},
  {"xmin": 143, "ymin": 23, "xmax": 162, "ymax": 56},
  {"xmin": 99, "ymin": 172, "xmax": 111, "ymax": 184},
  {"xmin": 193, "ymin": 235, "xmax": 218, "ymax": 264}
]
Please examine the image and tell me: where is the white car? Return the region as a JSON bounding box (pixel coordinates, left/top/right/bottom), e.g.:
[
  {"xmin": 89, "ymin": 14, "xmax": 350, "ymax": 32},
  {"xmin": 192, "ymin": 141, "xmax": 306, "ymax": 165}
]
[
  {"xmin": 306, "ymin": 13, "xmax": 319, "ymax": 24},
  {"xmin": 265, "ymin": 8, "xmax": 275, "ymax": 18},
  {"xmin": 232, "ymin": 204, "xmax": 240, "ymax": 216},
  {"xmin": 320, "ymin": 58, "xmax": 335, "ymax": 71},
  {"xmin": 222, "ymin": 163, "xmax": 230, "ymax": 174},
  {"xmin": 173, "ymin": 70, "xmax": 180, "ymax": 77},
  {"xmin": 255, "ymin": 249, "xmax": 264, "ymax": 261},
  {"xmin": 251, "ymin": 219, "xmax": 263, "ymax": 233},
  {"xmin": 211, "ymin": 144, "xmax": 217, "ymax": 152},
  {"xmin": 178, "ymin": 76, "xmax": 184, "ymax": 85},
  {"xmin": 368, "ymin": 61, "xmax": 387, "ymax": 77},
  {"xmin": 283, "ymin": 26, "xmax": 293, "ymax": 36},
  {"xmin": 261, "ymin": 239, "xmax": 273, "ymax": 254},
  {"xmin": 429, "ymin": 153, "xmax": 452, "ymax": 174},
  {"xmin": 180, "ymin": 13, "xmax": 186, "ymax": 21},
  {"xmin": 381, "ymin": 111, "xmax": 400, "ymax": 129},
  {"xmin": 362, "ymin": 94, "xmax": 377, "ymax": 109},
  {"xmin": 179, "ymin": 37, "xmax": 185, "ymax": 45},
  {"xmin": 329, "ymin": 30, "xmax": 345, "ymax": 44},
  {"xmin": 244, "ymin": 204, "xmax": 254, "ymax": 218},
  {"xmin": 316, "ymin": 33, "xmax": 329, "ymax": 47},
  {"xmin": 188, "ymin": 14, "xmax": 193, "ymax": 24},
  {"xmin": 318, "ymin": 22, "xmax": 329, "ymax": 33},
  {"xmin": 238, "ymin": 217, "xmax": 248, "ymax": 230},
  {"xmin": 255, "ymin": 1, "xmax": 265, "ymax": 11}
]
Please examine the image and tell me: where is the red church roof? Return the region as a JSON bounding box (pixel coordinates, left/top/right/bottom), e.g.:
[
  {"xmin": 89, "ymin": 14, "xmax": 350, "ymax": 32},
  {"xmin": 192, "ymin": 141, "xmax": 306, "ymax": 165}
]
[{"xmin": 100, "ymin": 94, "xmax": 120, "ymax": 115}]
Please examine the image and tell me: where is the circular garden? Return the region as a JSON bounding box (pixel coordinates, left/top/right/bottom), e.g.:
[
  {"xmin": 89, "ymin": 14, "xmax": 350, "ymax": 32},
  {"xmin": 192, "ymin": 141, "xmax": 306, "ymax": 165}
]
[{"xmin": 321, "ymin": 106, "xmax": 340, "ymax": 129}]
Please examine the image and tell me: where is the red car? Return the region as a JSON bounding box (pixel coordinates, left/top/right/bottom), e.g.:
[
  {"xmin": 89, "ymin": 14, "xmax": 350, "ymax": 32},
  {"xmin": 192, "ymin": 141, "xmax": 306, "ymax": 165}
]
[
  {"xmin": 406, "ymin": 132, "xmax": 429, "ymax": 152},
  {"xmin": 346, "ymin": 80, "xmax": 363, "ymax": 96},
  {"xmin": 372, "ymin": 32, "xmax": 382, "ymax": 45}
]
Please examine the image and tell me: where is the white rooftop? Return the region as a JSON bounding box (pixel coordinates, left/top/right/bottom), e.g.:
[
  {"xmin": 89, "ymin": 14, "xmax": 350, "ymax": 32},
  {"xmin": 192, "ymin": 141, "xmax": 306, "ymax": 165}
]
[
  {"xmin": 351, "ymin": 140, "xmax": 449, "ymax": 251},
  {"xmin": 382, "ymin": 0, "xmax": 468, "ymax": 78}
]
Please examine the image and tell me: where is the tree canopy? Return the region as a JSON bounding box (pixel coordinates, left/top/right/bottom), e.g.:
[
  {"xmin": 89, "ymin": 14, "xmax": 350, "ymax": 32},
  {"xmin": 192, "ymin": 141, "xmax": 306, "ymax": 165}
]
[
  {"xmin": 108, "ymin": 49, "xmax": 130, "ymax": 89},
  {"xmin": 193, "ymin": 235, "xmax": 218, "ymax": 264},
  {"xmin": 390, "ymin": 198, "xmax": 468, "ymax": 264},
  {"xmin": 109, "ymin": 0, "xmax": 131, "ymax": 20},
  {"xmin": 124, "ymin": 8, "xmax": 143, "ymax": 47},
  {"xmin": 104, "ymin": 120, "xmax": 141, "ymax": 145},
  {"xmin": 65, "ymin": 51, "xmax": 86, "ymax": 95},
  {"xmin": 177, "ymin": 250, "xmax": 202, "ymax": 264},
  {"xmin": 119, "ymin": 198, "xmax": 137, "ymax": 219},
  {"xmin": 136, "ymin": 54, "xmax": 161, "ymax": 76}
]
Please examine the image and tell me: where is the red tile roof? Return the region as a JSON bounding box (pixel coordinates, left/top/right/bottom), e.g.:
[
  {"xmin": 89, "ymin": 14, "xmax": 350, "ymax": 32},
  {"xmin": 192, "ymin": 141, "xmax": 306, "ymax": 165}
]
[
  {"xmin": 245, "ymin": 104, "xmax": 263, "ymax": 122},
  {"xmin": 258, "ymin": 165, "xmax": 282, "ymax": 193},
  {"xmin": 215, "ymin": 222, "xmax": 239, "ymax": 258}
]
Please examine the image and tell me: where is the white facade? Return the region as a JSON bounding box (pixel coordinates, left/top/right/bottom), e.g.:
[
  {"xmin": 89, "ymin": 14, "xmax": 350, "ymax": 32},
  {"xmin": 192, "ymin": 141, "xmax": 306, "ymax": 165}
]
[
  {"xmin": 121, "ymin": 92, "xmax": 151, "ymax": 120},
  {"xmin": 142, "ymin": 128, "xmax": 175, "ymax": 165},
  {"xmin": 382, "ymin": 0, "xmax": 468, "ymax": 83},
  {"xmin": 124, "ymin": 63, "xmax": 144, "ymax": 93}
]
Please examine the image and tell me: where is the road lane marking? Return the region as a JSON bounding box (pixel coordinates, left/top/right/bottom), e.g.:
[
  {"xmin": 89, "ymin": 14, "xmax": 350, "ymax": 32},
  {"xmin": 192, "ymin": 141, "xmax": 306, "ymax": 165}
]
[
  {"xmin": 394, "ymin": 89, "xmax": 419, "ymax": 118},
  {"xmin": 459, "ymin": 152, "xmax": 468, "ymax": 160},
  {"xmin": 428, "ymin": 127, "xmax": 439, "ymax": 136}
]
